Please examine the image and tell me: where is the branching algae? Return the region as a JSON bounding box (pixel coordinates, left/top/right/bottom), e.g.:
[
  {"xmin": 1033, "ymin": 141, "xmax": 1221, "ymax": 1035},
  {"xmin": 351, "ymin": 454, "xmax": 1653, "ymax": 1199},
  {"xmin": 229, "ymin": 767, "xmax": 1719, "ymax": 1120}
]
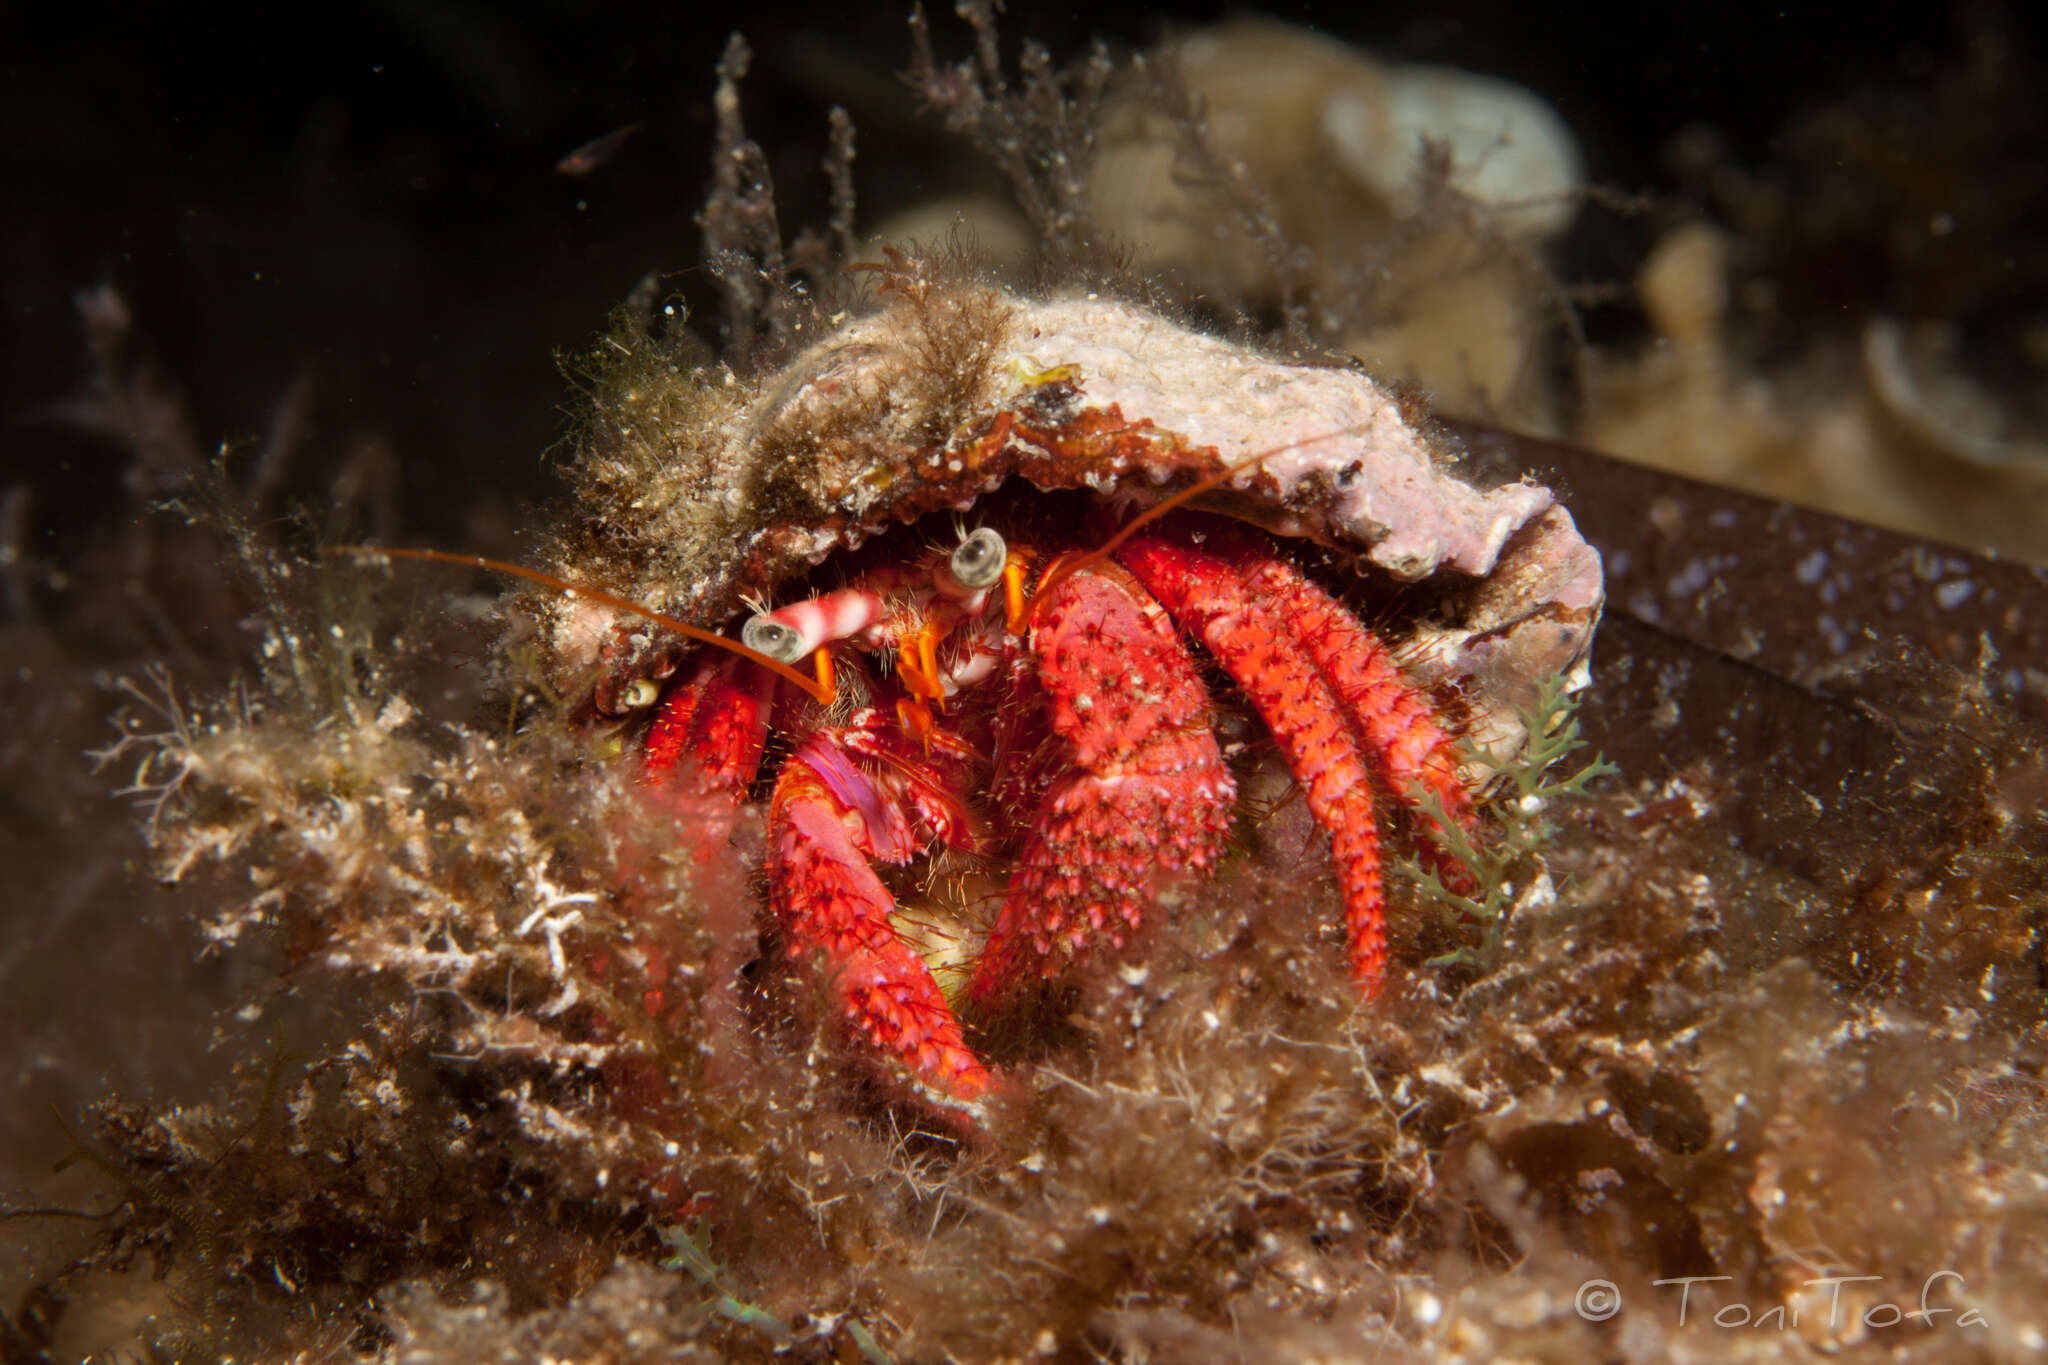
[{"xmin": 10, "ymin": 8, "xmax": 2044, "ymax": 1364}]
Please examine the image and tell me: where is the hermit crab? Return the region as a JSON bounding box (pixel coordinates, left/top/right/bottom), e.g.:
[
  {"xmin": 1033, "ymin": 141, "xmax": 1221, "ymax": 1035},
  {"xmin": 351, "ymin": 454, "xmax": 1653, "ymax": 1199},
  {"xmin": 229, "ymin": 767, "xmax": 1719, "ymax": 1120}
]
[{"xmin": 538, "ymin": 269, "xmax": 1603, "ymax": 1120}]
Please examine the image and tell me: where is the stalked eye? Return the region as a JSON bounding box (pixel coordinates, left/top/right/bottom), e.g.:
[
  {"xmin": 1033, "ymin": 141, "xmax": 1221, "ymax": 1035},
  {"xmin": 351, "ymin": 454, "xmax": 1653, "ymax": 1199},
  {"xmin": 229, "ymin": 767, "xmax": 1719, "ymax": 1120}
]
[
  {"xmin": 742, "ymin": 615, "xmax": 808, "ymax": 662},
  {"xmin": 620, "ymin": 678, "xmax": 661, "ymax": 709},
  {"xmin": 948, "ymin": 526, "xmax": 1007, "ymax": 591}
]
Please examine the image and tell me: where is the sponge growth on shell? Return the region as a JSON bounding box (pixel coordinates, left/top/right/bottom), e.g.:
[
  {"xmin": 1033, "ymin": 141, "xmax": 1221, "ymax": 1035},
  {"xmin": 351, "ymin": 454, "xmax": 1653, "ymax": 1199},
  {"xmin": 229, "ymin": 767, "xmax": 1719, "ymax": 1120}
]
[
  {"xmin": 551, "ymin": 268, "xmax": 1601, "ymax": 762},
  {"xmin": 17, "ymin": 7, "xmax": 2045, "ymax": 1365}
]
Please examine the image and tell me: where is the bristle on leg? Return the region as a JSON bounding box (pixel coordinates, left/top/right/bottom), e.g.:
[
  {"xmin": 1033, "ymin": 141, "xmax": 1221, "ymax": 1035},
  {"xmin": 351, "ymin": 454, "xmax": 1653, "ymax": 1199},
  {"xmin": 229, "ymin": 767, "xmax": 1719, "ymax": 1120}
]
[
  {"xmin": 770, "ymin": 749, "xmax": 994, "ymax": 1109},
  {"xmin": 1120, "ymin": 535, "xmax": 1394, "ymax": 995},
  {"xmin": 968, "ymin": 562, "xmax": 1234, "ymax": 1007}
]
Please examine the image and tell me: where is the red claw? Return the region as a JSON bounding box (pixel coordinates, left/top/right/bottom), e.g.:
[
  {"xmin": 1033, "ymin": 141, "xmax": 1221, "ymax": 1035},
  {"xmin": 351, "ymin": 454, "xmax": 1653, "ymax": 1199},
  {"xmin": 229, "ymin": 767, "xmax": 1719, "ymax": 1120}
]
[
  {"xmin": 636, "ymin": 514, "xmax": 1481, "ymax": 1115},
  {"xmin": 769, "ymin": 715, "xmax": 994, "ymax": 1110},
  {"xmin": 643, "ymin": 655, "xmax": 770, "ymax": 796},
  {"xmin": 967, "ymin": 561, "xmax": 1235, "ymax": 1008}
]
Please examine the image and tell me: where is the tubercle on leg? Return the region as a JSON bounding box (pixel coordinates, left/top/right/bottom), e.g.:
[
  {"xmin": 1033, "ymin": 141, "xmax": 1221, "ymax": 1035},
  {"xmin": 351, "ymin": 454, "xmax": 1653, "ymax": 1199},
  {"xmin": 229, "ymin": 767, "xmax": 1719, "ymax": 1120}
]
[
  {"xmin": 768, "ymin": 735, "xmax": 995, "ymax": 1106},
  {"xmin": 966, "ymin": 561, "xmax": 1235, "ymax": 1009},
  {"xmin": 630, "ymin": 564, "xmax": 1014, "ymax": 1117},
  {"xmin": 1116, "ymin": 534, "xmax": 1393, "ymax": 996},
  {"xmin": 642, "ymin": 655, "xmax": 772, "ymax": 796},
  {"xmin": 1236, "ymin": 554, "xmax": 1481, "ymax": 897}
]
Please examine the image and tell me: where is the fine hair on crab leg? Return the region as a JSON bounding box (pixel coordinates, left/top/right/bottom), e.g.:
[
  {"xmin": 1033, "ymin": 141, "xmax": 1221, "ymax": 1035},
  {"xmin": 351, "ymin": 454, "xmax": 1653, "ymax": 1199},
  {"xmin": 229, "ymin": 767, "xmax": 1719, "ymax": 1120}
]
[
  {"xmin": 641, "ymin": 654, "xmax": 773, "ymax": 794},
  {"xmin": 1225, "ymin": 538, "xmax": 1481, "ymax": 895},
  {"xmin": 768, "ymin": 718, "xmax": 995, "ymax": 1111},
  {"xmin": 966, "ymin": 560, "xmax": 1236, "ymax": 1009},
  {"xmin": 1117, "ymin": 533, "xmax": 1396, "ymax": 995}
]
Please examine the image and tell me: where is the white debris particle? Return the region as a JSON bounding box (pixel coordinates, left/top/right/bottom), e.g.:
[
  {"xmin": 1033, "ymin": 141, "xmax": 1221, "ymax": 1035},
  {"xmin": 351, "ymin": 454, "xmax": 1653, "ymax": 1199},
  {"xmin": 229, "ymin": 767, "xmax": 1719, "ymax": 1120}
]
[{"xmin": 1667, "ymin": 558, "xmax": 1713, "ymax": 597}]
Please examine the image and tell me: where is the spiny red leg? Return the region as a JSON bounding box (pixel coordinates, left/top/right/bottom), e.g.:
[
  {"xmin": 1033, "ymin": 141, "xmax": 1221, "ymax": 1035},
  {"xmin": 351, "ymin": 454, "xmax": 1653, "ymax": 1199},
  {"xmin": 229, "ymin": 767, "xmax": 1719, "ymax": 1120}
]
[
  {"xmin": 624, "ymin": 655, "xmax": 773, "ymax": 1040},
  {"xmin": 1240, "ymin": 554, "xmax": 1480, "ymax": 896},
  {"xmin": 769, "ymin": 728, "xmax": 994, "ymax": 1109},
  {"xmin": 967, "ymin": 563, "xmax": 1235, "ymax": 1008},
  {"xmin": 1118, "ymin": 535, "xmax": 1393, "ymax": 995},
  {"xmin": 642, "ymin": 655, "xmax": 771, "ymax": 796}
]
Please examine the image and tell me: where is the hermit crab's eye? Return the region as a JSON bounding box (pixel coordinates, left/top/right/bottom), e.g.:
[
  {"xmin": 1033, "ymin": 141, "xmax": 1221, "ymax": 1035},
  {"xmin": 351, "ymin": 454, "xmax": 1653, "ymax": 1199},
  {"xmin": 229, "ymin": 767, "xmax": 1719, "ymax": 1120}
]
[
  {"xmin": 742, "ymin": 614, "xmax": 808, "ymax": 663},
  {"xmin": 948, "ymin": 527, "xmax": 1007, "ymax": 591},
  {"xmin": 620, "ymin": 678, "xmax": 661, "ymax": 709}
]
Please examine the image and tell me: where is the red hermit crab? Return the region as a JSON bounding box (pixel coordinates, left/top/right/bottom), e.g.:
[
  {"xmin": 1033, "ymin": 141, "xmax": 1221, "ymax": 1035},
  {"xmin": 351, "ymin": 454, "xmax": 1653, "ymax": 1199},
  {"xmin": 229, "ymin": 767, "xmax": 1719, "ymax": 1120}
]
[{"xmin": 539, "ymin": 272, "xmax": 1603, "ymax": 1121}]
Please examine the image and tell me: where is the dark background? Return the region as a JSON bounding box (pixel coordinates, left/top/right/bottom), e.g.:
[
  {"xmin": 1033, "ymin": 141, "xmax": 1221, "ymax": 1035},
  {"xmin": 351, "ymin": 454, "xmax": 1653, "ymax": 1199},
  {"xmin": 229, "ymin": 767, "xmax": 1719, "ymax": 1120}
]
[
  {"xmin": 0, "ymin": 2, "xmax": 2042, "ymax": 1347},
  {"xmin": 0, "ymin": 0, "xmax": 2036, "ymax": 1259},
  {"xmin": 3, "ymin": 1, "xmax": 2016, "ymax": 550}
]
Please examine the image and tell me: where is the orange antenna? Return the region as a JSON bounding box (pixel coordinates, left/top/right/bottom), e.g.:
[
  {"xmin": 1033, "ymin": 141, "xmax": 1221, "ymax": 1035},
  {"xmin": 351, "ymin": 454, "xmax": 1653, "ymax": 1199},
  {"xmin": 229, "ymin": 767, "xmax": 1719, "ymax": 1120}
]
[
  {"xmin": 324, "ymin": 545, "xmax": 835, "ymax": 703},
  {"xmin": 1019, "ymin": 424, "xmax": 1363, "ymax": 624}
]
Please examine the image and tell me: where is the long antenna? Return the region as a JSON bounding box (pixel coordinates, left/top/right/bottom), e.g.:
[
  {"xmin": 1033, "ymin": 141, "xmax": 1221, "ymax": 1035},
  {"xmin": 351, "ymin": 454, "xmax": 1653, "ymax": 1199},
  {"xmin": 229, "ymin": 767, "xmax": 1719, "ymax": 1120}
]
[
  {"xmin": 1018, "ymin": 425, "xmax": 1359, "ymax": 624},
  {"xmin": 324, "ymin": 546, "xmax": 835, "ymax": 703}
]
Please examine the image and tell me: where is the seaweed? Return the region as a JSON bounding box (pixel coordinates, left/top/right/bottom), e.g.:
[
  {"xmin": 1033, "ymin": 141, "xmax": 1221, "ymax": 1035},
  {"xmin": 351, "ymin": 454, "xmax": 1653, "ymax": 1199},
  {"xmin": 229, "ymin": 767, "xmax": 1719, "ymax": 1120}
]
[
  {"xmin": 1404, "ymin": 672, "xmax": 1620, "ymax": 974},
  {"xmin": 6, "ymin": 8, "xmax": 2046, "ymax": 1365}
]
